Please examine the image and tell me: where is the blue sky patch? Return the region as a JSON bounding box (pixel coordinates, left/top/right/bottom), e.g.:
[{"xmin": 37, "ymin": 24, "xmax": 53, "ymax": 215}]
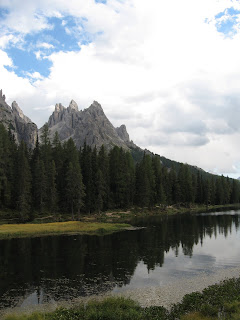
[
  {"xmin": 0, "ymin": 7, "xmax": 9, "ymax": 19},
  {"xmin": 95, "ymin": 0, "xmax": 107, "ymax": 3},
  {"xmin": 5, "ymin": 47, "xmax": 52, "ymax": 78},
  {"xmin": 214, "ymin": 7, "xmax": 240, "ymax": 37},
  {"xmin": 2, "ymin": 13, "xmax": 100, "ymax": 80}
]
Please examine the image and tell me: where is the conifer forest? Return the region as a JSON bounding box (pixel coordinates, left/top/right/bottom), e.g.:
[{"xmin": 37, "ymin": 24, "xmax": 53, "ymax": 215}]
[{"xmin": 0, "ymin": 123, "xmax": 240, "ymax": 222}]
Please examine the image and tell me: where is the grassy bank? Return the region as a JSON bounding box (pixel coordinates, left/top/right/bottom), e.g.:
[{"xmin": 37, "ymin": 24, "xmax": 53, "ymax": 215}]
[
  {"xmin": 4, "ymin": 277, "xmax": 240, "ymax": 320},
  {"xmin": 0, "ymin": 221, "xmax": 131, "ymax": 239}
]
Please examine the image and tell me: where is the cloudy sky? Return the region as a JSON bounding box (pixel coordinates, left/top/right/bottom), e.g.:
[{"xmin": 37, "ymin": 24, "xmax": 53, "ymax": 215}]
[{"xmin": 0, "ymin": 0, "xmax": 240, "ymax": 178}]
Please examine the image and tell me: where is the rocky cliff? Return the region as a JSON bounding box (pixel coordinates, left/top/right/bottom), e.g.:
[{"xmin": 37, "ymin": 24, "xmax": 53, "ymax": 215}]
[
  {"xmin": 0, "ymin": 90, "xmax": 38, "ymax": 148},
  {"xmin": 0, "ymin": 89, "xmax": 137, "ymax": 151},
  {"xmin": 44, "ymin": 99, "xmax": 136, "ymax": 150}
]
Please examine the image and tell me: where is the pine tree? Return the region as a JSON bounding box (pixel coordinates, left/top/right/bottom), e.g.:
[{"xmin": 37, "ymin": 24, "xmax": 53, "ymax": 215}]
[
  {"xmin": 231, "ymin": 179, "xmax": 240, "ymax": 203},
  {"xmin": 135, "ymin": 153, "xmax": 155, "ymax": 208},
  {"xmin": 66, "ymin": 161, "xmax": 85, "ymax": 220},
  {"xmin": 152, "ymin": 156, "xmax": 164, "ymax": 204},
  {"xmin": 98, "ymin": 145, "xmax": 110, "ymax": 210},
  {"xmin": 96, "ymin": 169, "xmax": 105, "ymax": 213},
  {"xmin": 0, "ymin": 124, "xmax": 13, "ymax": 208},
  {"xmin": 178, "ymin": 164, "xmax": 193, "ymax": 204},
  {"xmin": 40, "ymin": 123, "xmax": 52, "ymax": 172},
  {"xmin": 15, "ymin": 141, "xmax": 32, "ymax": 221},
  {"xmin": 216, "ymin": 177, "xmax": 224, "ymax": 205},
  {"xmin": 32, "ymin": 158, "xmax": 47, "ymax": 213},
  {"xmin": 47, "ymin": 160, "xmax": 58, "ymax": 214},
  {"xmin": 80, "ymin": 143, "xmax": 94, "ymax": 213}
]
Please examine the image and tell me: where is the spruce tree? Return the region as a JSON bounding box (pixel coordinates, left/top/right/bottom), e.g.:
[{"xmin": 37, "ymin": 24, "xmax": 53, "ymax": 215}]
[
  {"xmin": 96, "ymin": 169, "xmax": 105, "ymax": 213},
  {"xmin": 66, "ymin": 161, "xmax": 85, "ymax": 220},
  {"xmin": 47, "ymin": 160, "xmax": 58, "ymax": 214},
  {"xmin": 98, "ymin": 145, "xmax": 110, "ymax": 210},
  {"xmin": 0, "ymin": 124, "xmax": 13, "ymax": 208},
  {"xmin": 15, "ymin": 141, "xmax": 32, "ymax": 221}
]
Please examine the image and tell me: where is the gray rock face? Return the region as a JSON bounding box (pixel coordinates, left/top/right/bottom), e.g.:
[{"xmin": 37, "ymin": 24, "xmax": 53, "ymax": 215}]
[
  {"xmin": 0, "ymin": 90, "xmax": 137, "ymax": 151},
  {"xmin": 116, "ymin": 125, "xmax": 130, "ymax": 142},
  {"xmin": 12, "ymin": 101, "xmax": 32, "ymax": 123},
  {"xmin": 0, "ymin": 90, "xmax": 38, "ymax": 148},
  {"xmin": 45, "ymin": 100, "xmax": 132, "ymax": 150}
]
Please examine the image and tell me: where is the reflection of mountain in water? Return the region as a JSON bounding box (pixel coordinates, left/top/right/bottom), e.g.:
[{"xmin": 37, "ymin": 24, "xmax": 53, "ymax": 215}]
[{"xmin": 0, "ymin": 212, "xmax": 240, "ymax": 310}]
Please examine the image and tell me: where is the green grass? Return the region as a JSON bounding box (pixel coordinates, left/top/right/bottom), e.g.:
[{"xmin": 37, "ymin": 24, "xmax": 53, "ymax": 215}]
[
  {"xmin": 4, "ymin": 277, "xmax": 240, "ymax": 320},
  {"xmin": 180, "ymin": 301, "xmax": 240, "ymax": 320},
  {"xmin": 0, "ymin": 221, "xmax": 131, "ymax": 239},
  {"xmin": 3, "ymin": 297, "xmax": 143, "ymax": 320}
]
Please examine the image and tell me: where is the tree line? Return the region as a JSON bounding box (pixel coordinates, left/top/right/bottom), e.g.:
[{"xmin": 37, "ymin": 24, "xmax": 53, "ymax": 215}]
[{"xmin": 0, "ymin": 123, "xmax": 239, "ymax": 221}]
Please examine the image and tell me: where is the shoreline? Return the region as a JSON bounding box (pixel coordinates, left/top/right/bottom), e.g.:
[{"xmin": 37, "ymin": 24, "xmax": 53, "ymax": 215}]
[
  {"xmin": 2, "ymin": 265, "xmax": 240, "ymax": 318},
  {"xmin": 120, "ymin": 265, "xmax": 240, "ymax": 309},
  {"xmin": 1, "ymin": 204, "xmax": 240, "ymax": 226}
]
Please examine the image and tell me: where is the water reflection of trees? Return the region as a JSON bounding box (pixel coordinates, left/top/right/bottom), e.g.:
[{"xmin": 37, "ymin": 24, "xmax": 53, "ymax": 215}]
[
  {"xmin": 133, "ymin": 213, "xmax": 240, "ymax": 268},
  {"xmin": 0, "ymin": 213, "xmax": 239, "ymax": 309}
]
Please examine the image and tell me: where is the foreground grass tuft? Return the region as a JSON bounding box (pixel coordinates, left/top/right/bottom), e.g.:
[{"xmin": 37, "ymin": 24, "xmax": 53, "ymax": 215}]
[
  {"xmin": 0, "ymin": 221, "xmax": 130, "ymax": 239},
  {"xmin": 4, "ymin": 297, "xmax": 143, "ymax": 320}
]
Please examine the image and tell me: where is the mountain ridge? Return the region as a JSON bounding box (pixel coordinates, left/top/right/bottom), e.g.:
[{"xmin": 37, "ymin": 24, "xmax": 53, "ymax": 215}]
[
  {"xmin": 0, "ymin": 90, "xmax": 38, "ymax": 148},
  {"xmin": 44, "ymin": 99, "xmax": 137, "ymax": 151},
  {"xmin": 0, "ymin": 89, "xmax": 137, "ymax": 151},
  {"xmin": 0, "ymin": 89, "xmax": 232, "ymax": 180}
]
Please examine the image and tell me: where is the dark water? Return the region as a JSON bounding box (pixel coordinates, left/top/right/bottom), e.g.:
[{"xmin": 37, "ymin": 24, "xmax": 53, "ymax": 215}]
[{"xmin": 1, "ymin": 210, "xmax": 240, "ymax": 311}]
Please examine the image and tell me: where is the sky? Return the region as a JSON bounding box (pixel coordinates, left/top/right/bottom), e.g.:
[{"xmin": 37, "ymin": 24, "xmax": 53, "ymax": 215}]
[{"xmin": 1, "ymin": 0, "xmax": 240, "ymax": 178}]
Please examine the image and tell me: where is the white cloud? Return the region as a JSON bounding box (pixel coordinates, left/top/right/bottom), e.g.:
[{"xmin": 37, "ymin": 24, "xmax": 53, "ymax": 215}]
[
  {"xmin": 25, "ymin": 71, "xmax": 44, "ymax": 80},
  {"xmin": 0, "ymin": 50, "xmax": 13, "ymax": 67},
  {"xmin": 0, "ymin": 34, "xmax": 14, "ymax": 49},
  {"xmin": 36, "ymin": 42, "xmax": 54, "ymax": 49},
  {"xmin": 1, "ymin": 0, "xmax": 240, "ymax": 177}
]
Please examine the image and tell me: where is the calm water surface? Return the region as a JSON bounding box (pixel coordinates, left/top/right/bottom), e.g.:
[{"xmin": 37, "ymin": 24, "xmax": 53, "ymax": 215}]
[{"xmin": 1, "ymin": 210, "xmax": 240, "ymax": 311}]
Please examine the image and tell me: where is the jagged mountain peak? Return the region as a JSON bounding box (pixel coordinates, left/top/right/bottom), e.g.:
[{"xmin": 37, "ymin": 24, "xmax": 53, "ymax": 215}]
[
  {"xmin": 0, "ymin": 90, "xmax": 135, "ymax": 151},
  {"xmin": 68, "ymin": 99, "xmax": 78, "ymax": 111},
  {"xmin": 55, "ymin": 103, "xmax": 64, "ymax": 113},
  {"xmin": 45, "ymin": 99, "xmax": 132, "ymax": 150},
  {"xmin": 0, "ymin": 90, "xmax": 38, "ymax": 148},
  {"xmin": 0, "ymin": 89, "xmax": 11, "ymax": 112},
  {"xmin": 0, "ymin": 89, "xmax": 6, "ymax": 102},
  {"xmin": 87, "ymin": 101, "xmax": 104, "ymax": 114},
  {"xmin": 116, "ymin": 124, "xmax": 130, "ymax": 142},
  {"xmin": 12, "ymin": 101, "xmax": 32, "ymax": 123}
]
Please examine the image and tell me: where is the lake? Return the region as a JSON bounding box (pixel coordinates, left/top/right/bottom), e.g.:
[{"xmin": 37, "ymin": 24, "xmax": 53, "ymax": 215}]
[{"xmin": 1, "ymin": 209, "xmax": 240, "ymax": 312}]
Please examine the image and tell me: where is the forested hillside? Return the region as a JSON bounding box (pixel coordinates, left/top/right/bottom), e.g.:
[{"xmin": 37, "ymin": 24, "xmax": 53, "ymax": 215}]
[{"xmin": 0, "ymin": 123, "xmax": 239, "ymax": 222}]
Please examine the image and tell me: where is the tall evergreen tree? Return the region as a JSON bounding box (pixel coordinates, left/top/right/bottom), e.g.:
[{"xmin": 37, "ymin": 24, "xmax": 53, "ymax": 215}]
[
  {"xmin": 80, "ymin": 142, "xmax": 94, "ymax": 213},
  {"xmin": 135, "ymin": 153, "xmax": 155, "ymax": 208},
  {"xmin": 0, "ymin": 124, "xmax": 14, "ymax": 208},
  {"xmin": 14, "ymin": 141, "xmax": 32, "ymax": 221},
  {"xmin": 66, "ymin": 161, "xmax": 85, "ymax": 219},
  {"xmin": 98, "ymin": 145, "xmax": 110, "ymax": 210},
  {"xmin": 47, "ymin": 160, "xmax": 58, "ymax": 213}
]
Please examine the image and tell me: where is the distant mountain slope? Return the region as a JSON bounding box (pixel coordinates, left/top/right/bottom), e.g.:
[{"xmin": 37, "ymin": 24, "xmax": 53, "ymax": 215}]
[{"xmin": 0, "ymin": 90, "xmax": 37, "ymax": 148}]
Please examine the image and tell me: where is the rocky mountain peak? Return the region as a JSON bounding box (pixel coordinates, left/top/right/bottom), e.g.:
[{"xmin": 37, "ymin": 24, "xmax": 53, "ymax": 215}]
[
  {"xmin": 0, "ymin": 89, "xmax": 6, "ymax": 102},
  {"xmin": 116, "ymin": 124, "xmax": 130, "ymax": 142},
  {"xmin": 88, "ymin": 101, "xmax": 104, "ymax": 114},
  {"xmin": 0, "ymin": 90, "xmax": 135, "ymax": 152},
  {"xmin": 12, "ymin": 101, "xmax": 32, "ymax": 123},
  {"xmin": 55, "ymin": 103, "xmax": 65, "ymax": 113},
  {"xmin": 44, "ymin": 99, "xmax": 132, "ymax": 150},
  {"xmin": 68, "ymin": 100, "xmax": 78, "ymax": 111},
  {"xmin": 0, "ymin": 89, "xmax": 11, "ymax": 112},
  {"xmin": 0, "ymin": 90, "xmax": 38, "ymax": 148}
]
